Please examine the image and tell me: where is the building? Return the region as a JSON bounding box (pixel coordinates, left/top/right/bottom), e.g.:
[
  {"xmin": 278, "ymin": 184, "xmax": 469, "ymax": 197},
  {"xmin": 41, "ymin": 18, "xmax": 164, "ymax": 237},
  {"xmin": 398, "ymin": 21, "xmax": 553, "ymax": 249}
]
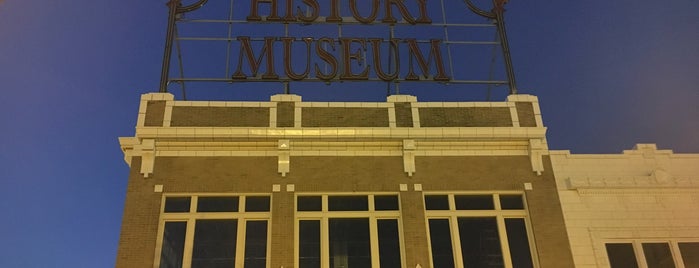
[
  {"xmin": 116, "ymin": 93, "xmax": 576, "ymax": 267},
  {"xmin": 550, "ymin": 145, "xmax": 699, "ymax": 267}
]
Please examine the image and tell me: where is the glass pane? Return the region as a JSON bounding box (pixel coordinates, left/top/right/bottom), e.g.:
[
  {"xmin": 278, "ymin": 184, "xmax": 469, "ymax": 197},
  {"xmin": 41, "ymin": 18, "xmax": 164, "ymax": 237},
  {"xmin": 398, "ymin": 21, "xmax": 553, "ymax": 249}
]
[
  {"xmin": 329, "ymin": 218, "xmax": 371, "ymax": 267},
  {"xmin": 191, "ymin": 220, "xmax": 237, "ymax": 268},
  {"xmin": 197, "ymin": 196, "xmax": 239, "ymax": 212},
  {"xmin": 245, "ymin": 196, "xmax": 271, "ymax": 212},
  {"xmin": 499, "ymin": 195, "xmax": 524, "ymax": 210},
  {"xmin": 457, "ymin": 217, "xmax": 503, "ymax": 268},
  {"xmin": 328, "ymin": 196, "xmax": 368, "ymax": 211},
  {"xmin": 454, "ymin": 195, "xmax": 494, "ymax": 210},
  {"xmin": 643, "ymin": 243, "xmax": 676, "ymax": 268},
  {"xmin": 679, "ymin": 242, "xmax": 699, "ymax": 267},
  {"xmin": 244, "ymin": 221, "xmax": 268, "ymax": 268},
  {"xmin": 375, "ymin": 195, "xmax": 399, "ymax": 211},
  {"xmin": 425, "ymin": 195, "xmax": 450, "ymax": 210},
  {"xmin": 297, "ymin": 196, "xmax": 322, "ymax": 211},
  {"xmin": 299, "ymin": 220, "xmax": 321, "ymax": 268},
  {"xmin": 606, "ymin": 243, "xmax": 639, "ymax": 268},
  {"xmin": 164, "ymin": 197, "xmax": 191, "ymax": 213},
  {"xmin": 159, "ymin": 222, "xmax": 187, "ymax": 268},
  {"xmin": 504, "ymin": 218, "xmax": 534, "ymax": 268},
  {"xmin": 428, "ymin": 219, "xmax": 455, "ymax": 268},
  {"xmin": 377, "ymin": 219, "xmax": 402, "ymax": 268}
]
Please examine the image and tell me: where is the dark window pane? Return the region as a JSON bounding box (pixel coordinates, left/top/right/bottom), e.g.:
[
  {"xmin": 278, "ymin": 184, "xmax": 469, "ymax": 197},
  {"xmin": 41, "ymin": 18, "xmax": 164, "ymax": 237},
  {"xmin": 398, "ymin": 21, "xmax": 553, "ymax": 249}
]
[
  {"xmin": 329, "ymin": 218, "xmax": 371, "ymax": 267},
  {"xmin": 297, "ymin": 196, "xmax": 322, "ymax": 211},
  {"xmin": 500, "ymin": 195, "xmax": 524, "ymax": 210},
  {"xmin": 245, "ymin": 196, "xmax": 270, "ymax": 212},
  {"xmin": 299, "ymin": 220, "xmax": 321, "ymax": 268},
  {"xmin": 606, "ymin": 243, "xmax": 639, "ymax": 268},
  {"xmin": 191, "ymin": 220, "xmax": 237, "ymax": 268},
  {"xmin": 197, "ymin": 196, "xmax": 239, "ymax": 212},
  {"xmin": 328, "ymin": 196, "xmax": 368, "ymax": 211},
  {"xmin": 428, "ymin": 219, "xmax": 455, "ymax": 268},
  {"xmin": 455, "ymin": 195, "xmax": 494, "ymax": 210},
  {"xmin": 377, "ymin": 219, "xmax": 402, "ymax": 268},
  {"xmin": 244, "ymin": 221, "xmax": 268, "ymax": 268},
  {"xmin": 679, "ymin": 242, "xmax": 699, "ymax": 267},
  {"xmin": 458, "ymin": 217, "xmax": 503, "ymax": 268},
  {"xmin": 159, "ymin": 222, "xmax": 187, "ymax": 268},
  {"xmin": 164, "ymin": 197, "xmax": 191, "ymax": 213},
  {"xmin": 643, "ymin": 243, "xmax": 676, "ymax": 268},
  {"xmin": 505, "ymin": 219, "xmax": 534, "ymax": 268},
  {"xmin": 375, "ymin": 195, "xmax": 399, "ymax": 211},
  {"xmin": 425, "ymin": 195, "xmax": 450, "ymax": 210}
]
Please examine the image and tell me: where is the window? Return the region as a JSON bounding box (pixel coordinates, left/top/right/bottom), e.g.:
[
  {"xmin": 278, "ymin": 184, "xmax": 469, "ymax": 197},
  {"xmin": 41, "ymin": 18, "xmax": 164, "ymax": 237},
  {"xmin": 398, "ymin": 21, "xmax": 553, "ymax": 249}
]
[
  {"xmin": 156, "ymin": 195, "xmax": 271, "ymax": 268},
  {"xmin": 296, "ymin": 194, "xmax": 403, "ymax": 268},
  {"xmin": 605, "ymin": 240, "xmax": 699, "ymax": 268},
  {"xmin": 424, "ymin": 193, "xmax": 535, "ymax": 268}
]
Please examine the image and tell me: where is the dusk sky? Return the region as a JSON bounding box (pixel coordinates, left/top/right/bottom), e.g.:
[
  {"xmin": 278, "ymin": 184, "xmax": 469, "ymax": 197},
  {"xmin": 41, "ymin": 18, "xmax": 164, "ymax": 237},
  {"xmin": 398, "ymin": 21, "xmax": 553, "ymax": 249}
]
[{"xmin": 0, "ymin": 0, "xmax": 697, "ymax": 267}]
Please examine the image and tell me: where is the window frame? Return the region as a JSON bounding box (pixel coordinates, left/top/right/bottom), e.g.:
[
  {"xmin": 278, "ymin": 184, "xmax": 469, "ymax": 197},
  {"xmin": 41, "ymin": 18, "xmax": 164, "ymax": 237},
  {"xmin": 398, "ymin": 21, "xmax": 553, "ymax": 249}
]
[
  {"xmin": 423, "ymin": 191, "xmax": 539, "ymax": 268},
  {"xmin": 294, "ymin": 193, "xmax": 405, "ymax": 268},
  {"xmin": 153, "ymin": 193, "xmax": 273, "ymax": 268},
  {"xmin": 603, "ymin": 239, "xmax": 699, "ymax": 268}
]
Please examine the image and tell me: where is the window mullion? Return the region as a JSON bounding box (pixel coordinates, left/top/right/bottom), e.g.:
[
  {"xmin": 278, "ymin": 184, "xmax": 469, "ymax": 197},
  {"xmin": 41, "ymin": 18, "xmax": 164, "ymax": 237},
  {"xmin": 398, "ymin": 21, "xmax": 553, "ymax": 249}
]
[
  {"xmin": 450, "ymin": 216, "xmax": 464, "ymax": 268},
  {"xmin": 321, "ymin": 217, "xmax": 330, "ymax": 268},
  {"xmin": 369, "ymin": 216, "xmax": 380, "ymax": 268},
  {"xmin": 497, "ymin": 215, "xmax": 514, "ymax": 268},
  {"xmin": 235, "ymin": 219, "xmax": 246, "ymax": 268},
  {"xmin": 634, "ymin": 241, "xmax": 649, "ymax": 268},
  {"xmin": 671, "ymin": 242, "xmax": 686, "ymax": 268},
  {"xmin": 182, "ymin": 218, "xmax": 196, "ymax": 268}
]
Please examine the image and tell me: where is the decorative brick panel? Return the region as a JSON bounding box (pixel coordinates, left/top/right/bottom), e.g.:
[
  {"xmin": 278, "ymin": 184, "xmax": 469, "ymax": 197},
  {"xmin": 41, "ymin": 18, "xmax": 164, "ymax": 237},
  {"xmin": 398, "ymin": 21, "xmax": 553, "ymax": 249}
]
[
  {"xmin": 516, "ymin": 102, "xmax": 537, "ymax": 127},
  {"xmin": 276, "ymin": 102, "xmax": 295, "ymax": 127},
  {"xmin": 144, "ymin": 101, "xmax": 166, "ymax": 127},
  {"xmin": 418, "ymin": 107, "xmax": 513, "ymax": 127},
  {"xmin": 170, "ymin": 107, "xmax": 269, "ymax": 127},
  {"xmin": 302, "ymin": 107, "xmax": 389, "ymax": 127},
  {"xmin": 394, "ymin": 102, "xmax": 414, "ymax": 127}
]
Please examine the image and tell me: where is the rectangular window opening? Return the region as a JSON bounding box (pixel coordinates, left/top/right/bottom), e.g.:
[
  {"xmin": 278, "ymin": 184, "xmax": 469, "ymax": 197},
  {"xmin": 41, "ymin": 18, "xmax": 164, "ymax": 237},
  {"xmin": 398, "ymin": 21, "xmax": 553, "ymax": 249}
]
[
  {"xmin": 606, "ymin": 243, "xmax": 639, "ymax": 268},
  {"xmin": 328, "ymin": 196, "xmax": 368, "ymax": 211},
  {"xmin": 191, "ymin": 219, "xmax": 238, "ymax": 268},
  {"xmin": 245, "ymin": 196, "xmax": 271, "ymax": 212},
  {"xmin": 197, "ymin": 196, "xmax": 239, "ymax": 212},
  {"xmin": 164, "ymin": 197, "xmax": 191, "ymax": 213},
  {"xmin": 329, "ymin": 218, "xmax": 372, "ymax": 267},
  {"xmin": 642, "ymin": 243, "xmax": 676, "ymax": 268},
  {"xmin": 454, "ymin": 195, "xmax": 494, "ymax": 210},
  {"xmin": 244, "ymin": 220, "xmax": 268, "ymax": 268},
  {"xmin": 159, "ymin": 222, "xmax": 187, "ymax": 268}
]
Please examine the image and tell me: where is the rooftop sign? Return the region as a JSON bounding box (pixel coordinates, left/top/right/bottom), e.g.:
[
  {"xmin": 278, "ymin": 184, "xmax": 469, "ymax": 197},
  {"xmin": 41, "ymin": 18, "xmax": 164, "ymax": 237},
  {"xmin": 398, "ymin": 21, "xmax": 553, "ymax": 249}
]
[{"xmin": 158, "ymin": 0, "xmax": 518, "ymax": 98}]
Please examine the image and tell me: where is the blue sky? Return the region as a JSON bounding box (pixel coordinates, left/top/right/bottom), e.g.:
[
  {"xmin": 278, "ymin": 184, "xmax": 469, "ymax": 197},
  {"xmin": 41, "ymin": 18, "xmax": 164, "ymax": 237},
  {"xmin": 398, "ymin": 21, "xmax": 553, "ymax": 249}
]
[{"xmin": 0, "ymin": 0, "xmax": 697, "ymax": 267}]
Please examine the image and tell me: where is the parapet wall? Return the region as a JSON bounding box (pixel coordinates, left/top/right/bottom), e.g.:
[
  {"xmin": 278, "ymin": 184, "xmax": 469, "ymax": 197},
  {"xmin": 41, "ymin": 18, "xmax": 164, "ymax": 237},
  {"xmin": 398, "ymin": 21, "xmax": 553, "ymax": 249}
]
[{"xmin": 136, "ymin": 93, "xmax": 541, "ymax": 128}]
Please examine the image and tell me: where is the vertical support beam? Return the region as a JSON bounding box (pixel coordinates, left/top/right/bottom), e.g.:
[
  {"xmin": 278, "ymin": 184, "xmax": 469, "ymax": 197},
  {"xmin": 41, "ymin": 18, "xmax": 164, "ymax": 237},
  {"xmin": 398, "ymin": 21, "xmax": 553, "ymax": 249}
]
[
  {"xmin": 493, "ymin": 3, "xmax": 518, "ymax": 94},
  {"xmin": 159, "ymin": 0, "xmax": 180, "ymax": 93}
]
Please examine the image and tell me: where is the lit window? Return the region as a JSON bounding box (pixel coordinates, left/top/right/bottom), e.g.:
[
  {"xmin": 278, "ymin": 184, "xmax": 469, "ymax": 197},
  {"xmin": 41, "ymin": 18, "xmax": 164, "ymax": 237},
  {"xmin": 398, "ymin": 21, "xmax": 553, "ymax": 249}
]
[
  {"xmin": 424, "ymin": 193, "xmax": 534, "ymax": 268},
  {"xmin": 156, "ymin": 195, "xmax": 271, "ymax": 268},
  {"xmin": 296, "ymin": 194, "xmax": 402, "ymax": 268}
]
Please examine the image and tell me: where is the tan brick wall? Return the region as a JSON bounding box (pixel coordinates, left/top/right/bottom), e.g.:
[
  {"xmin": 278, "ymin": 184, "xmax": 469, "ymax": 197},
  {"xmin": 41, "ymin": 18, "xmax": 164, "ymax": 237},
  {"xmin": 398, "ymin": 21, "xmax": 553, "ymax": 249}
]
[
  {"xmin": 516, "ymin": 102, "xmax": 537, "ymax": 127},
  {"xmin": 394, "ymin": 102, "xmax": 414, "ymax": 127},
  {"xmin": 115, "ymin": 157, "xmax": 162, "ymax": 267},
  {"xmin": 116, "ymin": 155, "xmax": 574, "ymax": 268},
  {"xmin": 418, "ymin": 107, "xmax": 513, "ymax": 127},
  {"xmin": 170, "ymin": 107, "xmax": 270, "ymax": 127},
  {"xmin": 144, "ymin": 101, "xmax": 166, "ymax": 127},
  {"xmin": 301, "ymin": 107, "xmax": 389, "ymax": 127},
  {"xmin": 276, "ymin": 102, "xmax": 295, "ymax": 127}
]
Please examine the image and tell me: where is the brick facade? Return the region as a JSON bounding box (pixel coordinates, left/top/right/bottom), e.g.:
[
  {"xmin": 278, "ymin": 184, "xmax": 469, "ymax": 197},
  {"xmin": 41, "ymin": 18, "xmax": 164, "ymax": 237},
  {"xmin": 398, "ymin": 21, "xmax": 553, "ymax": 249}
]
[{"xmin": 117, "ymin": 93, "xmax": 573, "ymax": 268}]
